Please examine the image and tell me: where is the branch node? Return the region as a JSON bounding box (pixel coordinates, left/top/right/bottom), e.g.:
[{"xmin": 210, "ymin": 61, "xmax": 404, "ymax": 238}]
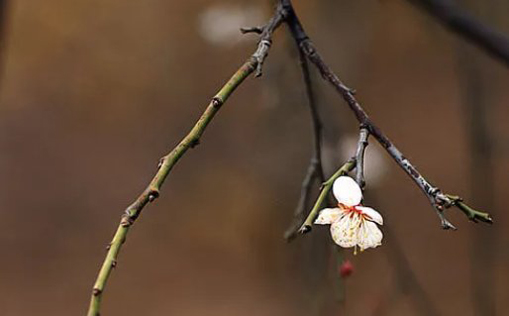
[
  {"xmin": 253, "ymin": 39, "xmax": 272, "ymax": 77},
  {"xmin": 211, "ymin": 96, "xmax": 223, "ymax": 108},
  {"xmin": 148, "ymin": 189, "xmax": 160, "ymax": 203},
  {"xmin": 92, "ymin": 288, "xmax": 102, "ymax": 296},
  {"xmin": 190, "ymin": 138, "xmax": 200, "ymax": 148},
  {"xmin": 157, "ymin": 157, "xmax": 166, "ymax": 169},
  {"xmin": 120, "ymin": 214, "xmax": 134, "ymax": 227},
  {"xmin": 299, "ymin": 225, "xmax": 312, "ymax": 234}
]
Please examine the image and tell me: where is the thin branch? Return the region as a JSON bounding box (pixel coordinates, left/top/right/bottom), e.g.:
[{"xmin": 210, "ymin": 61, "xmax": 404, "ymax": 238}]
[
  {"xmin": 284, "ymin": 43, "xmax": 325, "ymax": 242},
  {"xmin": 446, "ymin": 195, "xmax": 493, "ymax": 224},
  {"xmin": 284, "ymin": 159, "xmax": 319, "ymax": 241},
  {"xmin": 240, "ymin": 26, "xmax": 263, "ymax": 35},
  {"xmin": 86, "ymin": 6, "xmax": 287, "ymax": 316},
  {"xmin": 407, "ymin": 0, "xmax": 509, "ymax": 66},
  {"xmin": 355, "ymin": 126, "xmax": 369, "ymax": 189},
  {"xmin": 282, "ymin": 0, "xmax": 491, "ymax": 230},
  {"xmin": 299, "ymin": 158, "xmax": 356, "ymax": 233}
]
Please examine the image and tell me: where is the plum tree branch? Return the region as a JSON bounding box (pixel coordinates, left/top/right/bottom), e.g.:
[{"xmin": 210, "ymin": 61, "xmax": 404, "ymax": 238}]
[
  {"xmin": 85, "ymin": 5, "xmax": 287, "ymax": 316},
  {"xmin": 86, "ymin": 0, "xmax": 498, "ymax": 313},
  {"xmin": 282, "ymin": 0, "xmax": 492, "ymax": 231}
]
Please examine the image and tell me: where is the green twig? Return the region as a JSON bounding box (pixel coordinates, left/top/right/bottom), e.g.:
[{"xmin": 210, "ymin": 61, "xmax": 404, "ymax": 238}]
[
  {"xmin": 86, "ymin": 59, "xmax": 256, "ymax": 316},
  {"xmin": 86, "ymin": 6, "xmax": 287, "ymax": 314},
  {"xmin": 445, "ymin": 194, "xmax": 493, "ymax": 224},
  {"xmin": 299, "ymin": 158, "xmax": 356, "ymax": 233}
]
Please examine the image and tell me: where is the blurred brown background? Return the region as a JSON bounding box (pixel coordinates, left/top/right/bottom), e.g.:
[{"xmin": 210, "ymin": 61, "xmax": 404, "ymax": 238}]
[{"xmin": 0, "ymin": 0, "xmax": 507, "ymax": 315}]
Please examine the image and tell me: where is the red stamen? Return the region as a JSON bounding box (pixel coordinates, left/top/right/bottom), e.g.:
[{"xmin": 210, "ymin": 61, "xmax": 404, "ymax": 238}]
[{"xmin": 338, "ymin": 203, "xmax": 372, "ymax": 221}]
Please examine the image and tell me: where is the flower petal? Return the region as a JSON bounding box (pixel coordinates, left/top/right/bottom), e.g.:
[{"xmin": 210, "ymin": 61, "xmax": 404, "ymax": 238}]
[
  {"xmin": 332, "ymin": 176, "xmax": 362, "ymax": 207},
  {"xmin": 357, "ymin": 221, "xmax": 383, "ymax": 250},
  {"xmin": 330, "ymin": 213, "xmax": 361, "ymax": 248},
  {"xmin": 356, "ymin": 206, "xmax": 383, "ymax": 225},
  {"xmin": 314, "ymin": 208, "xmax": 343, "ymax": 225}
]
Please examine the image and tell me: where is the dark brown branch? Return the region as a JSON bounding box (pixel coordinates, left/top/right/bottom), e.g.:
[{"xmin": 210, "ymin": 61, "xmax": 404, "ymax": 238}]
[
  {"xmin": 284, "ymin": 48, "xmax": 325, "ymax": 242},
  {"xmin": 407, "ymin": 0, "xmax": 509, "ymax": 66},
  {"xmin": 282, "ymin": 0, "xmax": 491, "ymax": 230}
]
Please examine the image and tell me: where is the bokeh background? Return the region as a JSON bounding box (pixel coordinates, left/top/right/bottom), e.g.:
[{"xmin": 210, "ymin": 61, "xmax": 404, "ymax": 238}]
[{"xmin": 0, "ymin": 0, "xmax": 507, "ymax": 315}]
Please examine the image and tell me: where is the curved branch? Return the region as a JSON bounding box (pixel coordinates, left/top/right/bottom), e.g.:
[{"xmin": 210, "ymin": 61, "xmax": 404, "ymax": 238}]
[
  {"xmin": 284, "ymin": 44, "xmax": 325, "ymax": 242},
  {"xmin": 86, "ymin": 6, "xmax": 287, "ymax": 316}
]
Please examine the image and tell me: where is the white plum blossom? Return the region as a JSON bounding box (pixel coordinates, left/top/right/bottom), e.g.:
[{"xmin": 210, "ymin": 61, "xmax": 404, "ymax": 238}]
[{"xmin": 315, "ymin": 176, "xmax": 383, "ymax": 253}]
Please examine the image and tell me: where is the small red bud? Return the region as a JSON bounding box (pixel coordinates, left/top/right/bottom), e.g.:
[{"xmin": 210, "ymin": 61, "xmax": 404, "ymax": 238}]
[{"xmin": 339, "ymin": 260, "xmax": 354, "ymax": 278}]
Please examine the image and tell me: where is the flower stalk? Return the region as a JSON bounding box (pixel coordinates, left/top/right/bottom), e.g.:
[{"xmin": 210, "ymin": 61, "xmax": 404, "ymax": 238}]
[{"xmin": 299, "ymin": 158, "xmax": 356, "ymax": 232}]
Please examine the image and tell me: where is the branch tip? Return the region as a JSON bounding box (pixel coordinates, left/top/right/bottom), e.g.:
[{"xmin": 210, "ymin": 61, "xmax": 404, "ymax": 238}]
[
  {"xmin": 441, "ymin": 219, "xmax": 457, "ymax": 230},
  {"xmin": 190, "ymin": 138, "xmax": 200, "ymax": 148},
  {"xmin": 443, "ymin": 194, "xmax": 493, "ymax": 224},
  {"xmin": 240, "ymin": 26, "xmax": 263, "ymax": 34},
  {"xmin": 299, "ymin": 225, "xmax": 312, "ymax": 234},
  {"xmin": 148, "ymin": 189, "xmax": 160, "ymax": 202},
  {"xmin": 120, "ymin": 215, "xmax": 133, "ymax": 227}
]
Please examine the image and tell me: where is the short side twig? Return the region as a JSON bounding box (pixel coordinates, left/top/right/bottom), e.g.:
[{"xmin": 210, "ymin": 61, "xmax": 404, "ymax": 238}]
[
  {"xmin": 299, "ymin": 158, "xmax": 356, "ymax": 233},
  {"xmin": 282, "ymin": 0, "xmax": 491, "ymax": 229},
  {"xmin": 446, "ymin": 195, "xmax": 493, "ymax": 224},
  {"xmin": 250, "ymin": 4, "xmax": 287, "ymax": 77},
  {"xmin": 86, "ymin": 6, "xmax": 287, "ymax": 316},
  {"xmin": 355, "ymin": 126, "xmax": 369, "ymax": 189},
  {"xmin": 240, "ymin": 26, "xmax": 264, "ymax": 35},
  {"xmin": 284, "ymin": 44, "xmax": 325, "ymax": 242}
]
